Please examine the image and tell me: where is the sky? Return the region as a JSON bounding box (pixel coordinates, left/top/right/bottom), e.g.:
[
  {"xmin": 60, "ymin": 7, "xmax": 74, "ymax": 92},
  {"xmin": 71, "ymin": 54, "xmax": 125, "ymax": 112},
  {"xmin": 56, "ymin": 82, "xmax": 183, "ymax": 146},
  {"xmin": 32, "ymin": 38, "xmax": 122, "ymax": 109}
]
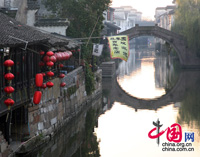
[{"xmin": 111, "ymin": 0, "xmax": 174, "ymax": 20}]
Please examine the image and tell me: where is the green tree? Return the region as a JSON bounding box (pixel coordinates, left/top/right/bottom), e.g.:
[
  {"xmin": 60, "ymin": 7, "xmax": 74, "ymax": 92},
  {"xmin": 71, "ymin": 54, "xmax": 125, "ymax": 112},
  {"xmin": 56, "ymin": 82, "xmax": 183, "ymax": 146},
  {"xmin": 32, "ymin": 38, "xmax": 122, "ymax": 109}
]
[
  {"xmin": 172, "ymin": 0, "xmax": 200, "ymax": 56},
  {"xmin": 43, "ymin": 0, "xmax": 111, "ymax": 94}
]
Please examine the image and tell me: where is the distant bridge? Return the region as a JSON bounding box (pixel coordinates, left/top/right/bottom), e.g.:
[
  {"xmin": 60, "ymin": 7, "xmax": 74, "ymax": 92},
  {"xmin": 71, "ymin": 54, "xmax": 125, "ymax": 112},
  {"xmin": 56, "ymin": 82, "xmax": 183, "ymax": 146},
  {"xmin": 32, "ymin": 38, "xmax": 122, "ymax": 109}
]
[
  {"xmin": 119, "ymin": 25, "xmax": 200, "ymax": 68},
  {"xmin": 102, "ymin": 71, "xmax": 200, "ymax": 111}
]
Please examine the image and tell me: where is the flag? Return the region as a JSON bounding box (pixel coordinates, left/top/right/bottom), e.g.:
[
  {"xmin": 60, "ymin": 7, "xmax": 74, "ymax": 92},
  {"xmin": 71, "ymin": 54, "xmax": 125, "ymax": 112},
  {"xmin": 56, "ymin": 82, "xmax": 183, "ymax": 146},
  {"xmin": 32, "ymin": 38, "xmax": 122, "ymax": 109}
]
[
  {"xmin": 92, "ymin": 44, "xmax": 104, "ymax": 56},
  {"xmin": 107, "ymin": 35, "xmax": 130, "ymax": 61}
]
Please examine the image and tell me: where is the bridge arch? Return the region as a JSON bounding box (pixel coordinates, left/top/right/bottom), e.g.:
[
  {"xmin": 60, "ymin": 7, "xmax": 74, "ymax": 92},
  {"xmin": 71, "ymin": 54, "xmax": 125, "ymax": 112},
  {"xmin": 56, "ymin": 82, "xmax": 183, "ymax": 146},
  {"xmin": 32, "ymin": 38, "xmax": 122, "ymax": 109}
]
[
  {"xmin": 109, "ymin": 71, "xmax": 200, "ymax": 110},
  {"xmin": 119, "ymin": 25, "xmax": 200, "ymax": 68}
]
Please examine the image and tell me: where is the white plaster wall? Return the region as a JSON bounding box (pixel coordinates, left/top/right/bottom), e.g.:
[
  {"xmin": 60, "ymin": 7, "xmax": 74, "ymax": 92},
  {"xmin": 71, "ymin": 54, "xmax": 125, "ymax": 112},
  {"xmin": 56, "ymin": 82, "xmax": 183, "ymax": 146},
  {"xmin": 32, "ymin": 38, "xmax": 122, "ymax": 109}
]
[
  {"xmin": 36, "ymin": 26, "xmax": 68, "ymax": 35},
  {"xmin": 27, "ymin": 10, "xmax": 37, "ymax": 26},
  {"xmin": 0, "ymin": 0, "xmax": 4, "ymax": 7}
]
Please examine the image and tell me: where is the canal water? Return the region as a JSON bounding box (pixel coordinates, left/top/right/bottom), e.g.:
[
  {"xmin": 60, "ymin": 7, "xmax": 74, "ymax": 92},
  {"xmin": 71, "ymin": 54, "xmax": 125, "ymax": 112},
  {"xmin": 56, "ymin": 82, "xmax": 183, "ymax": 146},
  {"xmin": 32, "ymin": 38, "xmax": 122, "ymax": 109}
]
[{"xmin": 25, "ymin": 46, "xmax": 200, "ymax": 157}]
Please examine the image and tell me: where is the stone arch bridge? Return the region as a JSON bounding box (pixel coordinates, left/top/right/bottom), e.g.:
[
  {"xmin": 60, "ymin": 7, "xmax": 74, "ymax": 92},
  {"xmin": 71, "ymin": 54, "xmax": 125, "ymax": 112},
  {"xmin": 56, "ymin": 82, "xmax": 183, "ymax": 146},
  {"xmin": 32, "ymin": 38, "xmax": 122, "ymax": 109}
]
[
  {"xmin": 119, "ymin": 25, "xmax": 200, "ymax": 68},
  {"xmin": 102, "ymin": 71, "xmax": 200, "ymax": 111}
]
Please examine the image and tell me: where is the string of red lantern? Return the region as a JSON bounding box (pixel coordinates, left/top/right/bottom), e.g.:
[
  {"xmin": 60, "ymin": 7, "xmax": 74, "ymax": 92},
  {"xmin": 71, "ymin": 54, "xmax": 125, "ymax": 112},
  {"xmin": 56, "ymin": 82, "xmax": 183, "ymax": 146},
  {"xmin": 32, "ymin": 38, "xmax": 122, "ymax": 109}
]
[{"xmin": 4, "ymin": 59, "xmax": 15, "ymax": 110}]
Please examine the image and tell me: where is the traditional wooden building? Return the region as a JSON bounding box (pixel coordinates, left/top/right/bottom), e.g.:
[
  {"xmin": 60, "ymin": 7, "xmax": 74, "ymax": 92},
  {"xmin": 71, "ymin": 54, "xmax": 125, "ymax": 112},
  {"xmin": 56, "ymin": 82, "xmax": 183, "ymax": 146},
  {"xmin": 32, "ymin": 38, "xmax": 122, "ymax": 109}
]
[{"xmin": 0, "ymin": 11, "xmax": 78, "ymax": 150}]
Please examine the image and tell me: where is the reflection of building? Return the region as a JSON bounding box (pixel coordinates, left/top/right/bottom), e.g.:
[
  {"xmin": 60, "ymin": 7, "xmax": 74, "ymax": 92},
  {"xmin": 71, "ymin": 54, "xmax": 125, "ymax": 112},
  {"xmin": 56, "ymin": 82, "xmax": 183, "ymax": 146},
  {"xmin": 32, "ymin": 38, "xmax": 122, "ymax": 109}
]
[{"xmin": 113, "ymin": 6, "xmax": 142, "ymax": 33}]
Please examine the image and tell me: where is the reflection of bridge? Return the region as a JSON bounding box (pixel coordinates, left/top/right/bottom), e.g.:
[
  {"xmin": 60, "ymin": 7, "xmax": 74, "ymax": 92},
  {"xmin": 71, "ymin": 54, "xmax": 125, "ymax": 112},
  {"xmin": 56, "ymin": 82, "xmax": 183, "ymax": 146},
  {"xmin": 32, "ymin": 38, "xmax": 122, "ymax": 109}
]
[
  {"xmin": 103, "ymin": 71, "xmax": 200, "ymax": 110},
  {"xmin": 119, "ymin": 25, "xmax": 200, "ymax": 68}
]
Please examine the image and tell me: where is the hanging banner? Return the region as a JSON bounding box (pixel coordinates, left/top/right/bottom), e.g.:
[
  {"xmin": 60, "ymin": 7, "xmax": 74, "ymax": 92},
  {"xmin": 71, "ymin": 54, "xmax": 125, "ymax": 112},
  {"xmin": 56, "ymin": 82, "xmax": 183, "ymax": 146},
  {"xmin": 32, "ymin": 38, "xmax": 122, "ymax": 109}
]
[
  {"xmin": 92, "ymin": 44, "xmax": 104, "ymax": 56},
  {"xmin": 107, "ymin": 35, "xmax": 130, "ymax": 61}
]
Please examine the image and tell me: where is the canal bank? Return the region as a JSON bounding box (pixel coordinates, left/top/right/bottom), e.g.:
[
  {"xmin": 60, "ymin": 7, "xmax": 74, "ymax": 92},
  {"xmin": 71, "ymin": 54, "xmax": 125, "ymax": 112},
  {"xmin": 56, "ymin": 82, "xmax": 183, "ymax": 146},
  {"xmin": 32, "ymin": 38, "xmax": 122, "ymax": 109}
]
[{"xmin": 7, "ymin": 67, "xmax": 102, "ymax": 156}]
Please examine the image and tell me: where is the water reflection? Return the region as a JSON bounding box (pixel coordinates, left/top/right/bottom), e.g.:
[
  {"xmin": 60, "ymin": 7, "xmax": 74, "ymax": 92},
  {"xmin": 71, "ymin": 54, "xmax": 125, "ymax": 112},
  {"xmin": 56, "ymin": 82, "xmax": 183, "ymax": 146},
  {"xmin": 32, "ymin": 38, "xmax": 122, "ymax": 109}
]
[
  {"xmin": 97, "ymin": 48, "xmax": 200, "ymax": 156},
  {"xmin": 117, "ymin": 49, "xmax": 180, "ymax": 99}
]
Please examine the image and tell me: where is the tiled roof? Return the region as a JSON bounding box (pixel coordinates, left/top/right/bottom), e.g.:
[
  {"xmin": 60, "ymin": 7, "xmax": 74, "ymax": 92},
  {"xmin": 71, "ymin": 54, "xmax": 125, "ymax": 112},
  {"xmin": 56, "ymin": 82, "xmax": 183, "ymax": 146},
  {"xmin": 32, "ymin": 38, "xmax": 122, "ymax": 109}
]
[{"xmin": 0, "ymin": 12, "xmax": 49, "ymax": 47}]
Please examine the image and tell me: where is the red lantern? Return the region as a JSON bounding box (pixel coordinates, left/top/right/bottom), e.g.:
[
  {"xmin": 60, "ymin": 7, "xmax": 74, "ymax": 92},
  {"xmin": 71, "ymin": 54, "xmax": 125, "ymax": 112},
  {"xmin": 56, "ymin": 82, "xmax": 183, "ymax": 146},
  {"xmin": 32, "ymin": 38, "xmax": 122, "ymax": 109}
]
[
  {"xmin": 64, "ymin": 52, "xmax": 70, "ymax": 60},
  {"xmin": 4, "ymin": 86, "xmax": 15, "ymax": 94},
  {"xmin": 40, "ymin": 51, "xmax": 45, "ymax": 55},
  {"xmin": 4, "ymin": 59, "xmax": 14, "ymax": 67},
  {"xmin": 42, "ymin": 73, "xmax": 46, "ymax": 77},
  {"xmin": 4, "ymin": 59, "xmax": 14, "ymax": 71},
  {"xmin": 77, "ymin": 49, "xmax": 80, "ymax": 52},
  {"xmin": 39, "ymin": 61, "xmax": 45, "ymax": 67},
  {"xmin": 59, "ymin": 73, "xmax": 65, "ymax": 78},
  {"xmin": 4, "ymin": 73, "xmax": 14, "ymax": 81},
  {"xmin": 46, "ymin": 71, "xmax": 54, "ymax": 77},
  {"xmin": 46, "ymin": 81, "xmax": 54, "ymax": 88},
  {"xmin": 68, "ymin": 51, "xmax": 72, "ymax": 57},
  {"xmin": 60, "ymin": 82, "xmax": 66, "ymax": 87},
  {"xmin": 4, "ymin": 98, "xmax": 14, "ymax": 109},
  {"xmin": 54, "ymin": 53, "xmax": 60, "ymax": 61},
  {"xmin": 43, "ymin": 55, "xmax": 50, "ymax": 63},
  {"xmin": 71, "ymin": 50, "xmax": 75, "ymax": 52},
  {"xmin": 46, "ymin": 61, "xmax": 54, "ymax": 67},
  {"xmin": 50, "ymin": 55, "xmax": 57, "ymax": 63},
  {"xmin": 35, "ymin": 73, "xmax": 43, "ymax": 87},
  {"xmin": 41, "ymin": 83, "xmax": 47, "ymax": 89},
  {"xmin": 58, "ymin": 64, "xmax": 64, "ymax": 68},
  {"xmin": 59, "ymin": 53, "xmax": 64, "ymax": 61},
  {"xmin": 46, "ymin": 51, "xmax": 54, "ymax": 57},
  {"xmin": 33, "ymin": 91, "xmax": 42, "ymax": 105}
]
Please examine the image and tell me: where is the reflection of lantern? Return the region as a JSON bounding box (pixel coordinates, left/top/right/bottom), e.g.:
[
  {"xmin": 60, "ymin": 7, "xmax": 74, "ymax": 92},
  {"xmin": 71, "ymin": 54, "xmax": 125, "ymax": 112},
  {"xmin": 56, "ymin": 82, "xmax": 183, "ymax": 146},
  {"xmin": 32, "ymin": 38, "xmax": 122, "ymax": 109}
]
[
  {"xmin": 4, "ymin": 98, "xmax": 15, "ymax": 110},
  {"xmin": 46, "ymin": 81, "xmax": 54, "ymax": 88},
  {"xmin": 41, "ymin": 83, "xmax": 47, "ymax": 89},
  {"xmin": 46, "ymin": 61, "xmax": 54, "ymax": 67},
  {"xmin": 46, "ymin": 71, "xmax": 54, "ymax": 79},
  {"xmin": 35, "ymin": 73, "xmax": 43, "ymax": 87},
  {"xmin": 4, "ymin": 73, "xmax": 14, "ymax": 81},
  {"xmin": 59, "ymin": 73, "xmax": 65, "ymax": 78},
  {"xmin": 4, "ymin": 86, "xmax": 15, "ymax": 94},
  {"xmin": 60, "ymin": 82, "xmax": 66, "ymax": 87},
  {"xmin": 4, "ymin": 59, "xmax": 14, "ymax": 71},
  {"xmin": 33, "ymin": 91, "xmax": 42, "ymax": 105}
]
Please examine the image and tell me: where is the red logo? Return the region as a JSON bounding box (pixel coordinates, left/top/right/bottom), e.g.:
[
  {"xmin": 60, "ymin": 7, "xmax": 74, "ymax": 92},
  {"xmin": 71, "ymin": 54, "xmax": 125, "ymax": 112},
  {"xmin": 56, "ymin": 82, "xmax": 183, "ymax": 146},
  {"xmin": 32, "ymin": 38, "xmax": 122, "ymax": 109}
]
[{"xmin": 148, "ymin": 119, "xmax": 182, "ymax": 145}]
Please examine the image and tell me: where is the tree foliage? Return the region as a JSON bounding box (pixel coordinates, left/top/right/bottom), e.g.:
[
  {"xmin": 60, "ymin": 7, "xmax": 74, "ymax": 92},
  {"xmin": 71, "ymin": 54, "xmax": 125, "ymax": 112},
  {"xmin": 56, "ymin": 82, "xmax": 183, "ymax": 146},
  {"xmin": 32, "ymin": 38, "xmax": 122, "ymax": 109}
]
[
  {"xmin": 43, "ymin": 0, "xmax": 111, "ymax": 95},
  {"xmin": 172, "ymin": 0, "xmax": 200, "ymax": 56}
]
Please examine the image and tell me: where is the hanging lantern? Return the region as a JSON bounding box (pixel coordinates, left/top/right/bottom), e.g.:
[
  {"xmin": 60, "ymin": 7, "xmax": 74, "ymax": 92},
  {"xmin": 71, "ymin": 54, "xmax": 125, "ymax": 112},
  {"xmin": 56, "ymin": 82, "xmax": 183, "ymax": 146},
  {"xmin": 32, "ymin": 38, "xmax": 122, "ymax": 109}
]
[
  {"xmin": 46, "ymin": 71, "xmax": 54, "ymax": 78},
  {"xmin": 46, "ymin": 61, "xmax": 54, "ymax": 67},
  {"xmin": 46, "ymin": 81, "xmax": 54, "ymax": 88},
  {"xmin": 4, "ymin": 73, "xmax": 14, "ymax": 81},
  {"xmin": 43, "ymin": 55, "xmax": 50, "ymax": 63},
  {"xmin": 4, "ymin": 98, "xmax": 15, "ymax": 110},
  {"xmin": 42, "ymin": 73, "xmax": 46, "ymax": 77},
  {"xmin": 41, "ymin": 83, "xmax": 47, "ymax": 89},
  {"xmin": 60, "ymin": 82, "xmax": 66, "ymax": 87},
  {"xmin": 40, "ymin": 51, "xmax": 45, "ymax": 56},
  {"xmin": 68, "ymin": 51, "xmax": 72, "ymax": 58},
  {"xmin": 39, "ymin": 61, "xmax": 45, "ymax": 67},
  {"xmin": 46, "ymin": 51, "xmax": 54, "ymax": 57},
  {"xmin": 59, "ymin": 73, "xmax": 65, "ymax": 78},
  {"xmin": 77, "ymin": 49, "xmax": 80, "ymax": 52},
  {"xmin": 4, "ymin": 59, "xmax": 14, "ymax": 71},
  {"xmin": 64, "ymin": 52, "xmax": 70, "ymax": 60},
  {"xmin": 4, "ymin": 86, "xmax": 15, "ymax": 94},
  {"xmin": 54, "ymin": 53, "xmax": 61, "ymax": 61},
  {"xmin": 35, "ymin": 73, "xmax": 43, "ymax": 87},
  {"xmin": 58, "ymin": 64, "xmax": 64, "ymax": 69},
  {"xmin": 33, "ymin": 91, "xmax": 42, "ymax": 105},
  {"xmin": 50, "ymin": 55, "xmax": 57, "ymax": 63},
  {"xmin": 71, "ymin": 49, "xmax": 75, "ymax": 52}
]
